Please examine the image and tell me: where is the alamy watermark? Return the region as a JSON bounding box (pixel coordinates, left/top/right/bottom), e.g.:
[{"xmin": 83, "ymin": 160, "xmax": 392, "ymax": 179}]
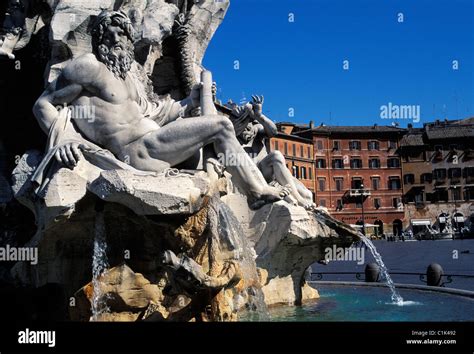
[
  {"xmin": 216, "ymin": 151, "xmax": 259, "ymax": 167},
  {"xmin": 0, "ymin": 245, "xmax": 38, "ymax": 265},
  {"xmin": 324, "ymin": 245, "xmax": 365, "ymax": 265},
  {"xmin": 55, "ymin": 103, "xmax": 96, "ymax": 123},
  {"xmin": 380, "ymin": 102, "xmax": 420, "ymax": 123},
  {"xmin": 18, "ymin": 328, "xmax": 55, "ymax": 347}
]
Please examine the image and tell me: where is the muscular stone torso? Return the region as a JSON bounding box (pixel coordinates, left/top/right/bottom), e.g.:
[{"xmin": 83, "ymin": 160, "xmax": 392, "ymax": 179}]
[{"xmin": 68, "ymin": 60, "xmax": 159, "ymax": 155}]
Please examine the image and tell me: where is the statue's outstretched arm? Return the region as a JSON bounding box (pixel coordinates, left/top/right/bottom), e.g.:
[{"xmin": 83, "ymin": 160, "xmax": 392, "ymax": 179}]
[{"xmin": 250, "ymin": 95, "xmax": 277, "ymax": 138}]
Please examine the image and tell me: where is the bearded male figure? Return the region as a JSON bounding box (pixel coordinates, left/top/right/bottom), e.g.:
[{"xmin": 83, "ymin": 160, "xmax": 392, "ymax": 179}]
[{"xmin": 33, "ymin": 10, "xmax": 289, "ymax": 205}]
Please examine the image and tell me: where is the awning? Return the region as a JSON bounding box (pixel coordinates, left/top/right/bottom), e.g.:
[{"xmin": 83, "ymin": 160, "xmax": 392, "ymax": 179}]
[
  {"xmin": 411, "ymin": 219, "xmax": 431, "ymax": 226},
  {"xmin": 349, "ymin": 224, "xmax": 378, "ymax": 228},
  {"xmin": 439, "ymin": 217, "xmax": 446, "ymax": 223},
  {"xmin": 454, "ymin": 216, "xmax": 465, "ymax": 223}
]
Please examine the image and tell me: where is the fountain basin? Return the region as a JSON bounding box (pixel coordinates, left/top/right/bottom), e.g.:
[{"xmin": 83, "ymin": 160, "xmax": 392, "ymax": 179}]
[{"xmin": 261, "ymin": 283, "xmax": 474, "ymax": 321}]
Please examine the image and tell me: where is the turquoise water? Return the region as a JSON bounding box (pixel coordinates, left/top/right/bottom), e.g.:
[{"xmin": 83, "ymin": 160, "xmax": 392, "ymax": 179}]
[{"xmin": 264, "ymin": 285, "xmax": 474, "ymax": 321}]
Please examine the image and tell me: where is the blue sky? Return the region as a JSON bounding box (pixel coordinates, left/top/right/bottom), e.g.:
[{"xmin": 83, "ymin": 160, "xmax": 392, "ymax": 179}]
[{"xmin": 203, "ymin": 0, "xmax": 474, "ymax": 127}]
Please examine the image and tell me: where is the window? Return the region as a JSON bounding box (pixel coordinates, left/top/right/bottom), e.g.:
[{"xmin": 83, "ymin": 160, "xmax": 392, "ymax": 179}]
[
  {"xmin": 332, "ymin": 158, "xmax": 344, "ymax": 169},
  {"xmin": 464, "ymin": 167, "xmax": 474, "ymax": 178},
  {"xmin": 414, "ymin": 192, "xmax": 424, "ymax": 203},
  {"xmin": 318, "ymin": 178, "xmax": 326, "ymax": 191},
  {"xmin": 403, "ymin": 174, "xmax": 415, "ymax": 184},
  {"xmin": 388, "ymin": 177, "xmax": 401, "ymax": 190},
  {"xmin": 452, "ymin": 187, "xmax": 461, "ymax": 201},
  {"xmin": 335, "ymin": 178, "xmax": 343, "ymax": 191},
  {"xmin": 301, "ymin": 166, "xmax": 307, "ymax": 179},
  {"xmin": 316, "ymin": 159, "xmax": 326, "ymax": 168},
  {"xmin": 374, "ymin": 198, "xmax": 381, "ymax": 209},
  {"xmin": 433, "ymin": 189, "xmax": 448, "ymax": 202},
  {"xmin": 448, "ymin": 168, "xmax": 462, "ymax": 179},
  {"xmin": 432, "ymin": 146, "xmax": 444, "ymax": 161},
  {"xmin": 420, "ymin": 173, "xmax": 433, "ymax": 183},
  {"xmin": 464, "ymin": 187, "xmax": 474, "ymax": 201},
  {"xmin": 449, "ymin": 144, "xmax": 458, "ymax": 151},
  {"xmin": 336, "ymin": 199, "xmax": 343, "ymax": 211},
  {"xmin": 319, "ymin": 199, "xmax": 326, "ymax": 207},
  {"xmin": 316, "ymin": 140, "xmax": 323, "ymax": 150},
  {"xmin": 284, "ymin": 142, "xmax": 288, "ymax": 155},
  {"xmin": 350, "ymin": 158, "xmax": 363, "ymax": 169},
  {"xmin": 388, "ymin": 140, "xmax": 397, "ymax": 150},
  {"xmin": 351, "ymin": 178, "xmax": 363, "ymax": 189},
  {"xmin": 307, "ymin": 146, "xmax": 311, "ymax": 158},
  {"xmin": 433, "ymin": 169, "xmax": 447, "ymax": 180},
  {"xmin": 349, "ymin": 141, "xmax": 361, "ymax": 150},
  {"xmin": 300, "ymin": 145, "xmax": 304, "ymax": 157},
  {"xmin": 308, "ymin": 167, "xmax": 312, "ymax": 180},
  {"xmin": 368, "ymin": 141, "xmax": 380, "ymax": 151},
  {"xmin": 356, "ymin": 200, "xmax": 362, "ymax": 208},
  {"xmin": 292, "ymin": 165, "xmax": 299, "ymax": 178},
  {"xmin": 274, "ymin": 141, "xmax": 279, "ymax": 151},
  {"xmin": 368, "ymin": 158, "xmax": 380, "ymax": 168},
  {"xmin": 392, "ymin": 197, "xmax": 402, "ymax": 208},
  {"xmin": 371, "ymin": 177, "xmax": 380, "ymax": 191},
  {"xmin": 333, "ymin": 141, "xmax": 340, "ymax": 151},
  {"xmin": 292, "ymin": 144, "xmax": 296, "ymax": 156},
  {"xmin": 387, "ymin": 158, "xmax": 400, "ymax": 168}
]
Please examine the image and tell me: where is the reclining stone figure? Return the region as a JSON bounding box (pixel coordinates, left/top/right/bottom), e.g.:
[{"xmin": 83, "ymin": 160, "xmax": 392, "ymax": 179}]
[
  {"xmin": 32, "ymin": 10, "xmax": 290, "ymax": 206},
  {"xmin": 226, "ymin": 95, "xmax": 315, "ymax": 209}
]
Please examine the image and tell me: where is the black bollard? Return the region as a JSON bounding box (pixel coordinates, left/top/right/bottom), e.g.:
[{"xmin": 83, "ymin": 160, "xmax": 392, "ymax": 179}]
[
  {"xmin": 365, "ymin": 263, "xmax": 380, "ymax": 282},
  {"xmin": 427, "ymin": 263, "xmax": 444, "ymax": 286}
]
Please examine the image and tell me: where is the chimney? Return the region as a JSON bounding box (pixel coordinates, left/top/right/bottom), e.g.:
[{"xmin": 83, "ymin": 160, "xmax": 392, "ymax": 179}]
[
  {"xmin": 407, "ymin": 123, "xmax": 413, "ymax": 129},
  {"xmin": 309, "ymin": 120, "xmax": 314, "ymax": 129}
]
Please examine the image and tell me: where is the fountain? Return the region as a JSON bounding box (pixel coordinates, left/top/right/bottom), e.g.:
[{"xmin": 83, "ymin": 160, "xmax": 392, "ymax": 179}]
[
  {"xmin": 90, "ymin": 209, "xmax": 110, "ymax": 321},
  {"xmin": 358, "ymin": 234, "xmax": 404, "ymax": 305},
  {"xmin": 4, "ymin": 0, "xmax": 366, "ymax": 322}
]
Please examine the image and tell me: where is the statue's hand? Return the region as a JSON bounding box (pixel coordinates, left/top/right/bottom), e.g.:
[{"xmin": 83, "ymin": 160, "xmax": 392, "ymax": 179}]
[
  {"xmin": 189, "ymin": 83, "xmax": 202, "ymax": 109},
  {"xmin": 55, "ymin": 143, "xmax": 84, "ymax": 169},
  {"xmin": 251, "ymin": 95, "xmax": 264, "ymax": 117}
]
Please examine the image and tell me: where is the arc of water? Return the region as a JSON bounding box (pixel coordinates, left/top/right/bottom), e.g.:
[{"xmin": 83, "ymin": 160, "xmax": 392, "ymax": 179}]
[{"xmin": 358, "ymin": 234, "xmax": 404, "ymax": 305}]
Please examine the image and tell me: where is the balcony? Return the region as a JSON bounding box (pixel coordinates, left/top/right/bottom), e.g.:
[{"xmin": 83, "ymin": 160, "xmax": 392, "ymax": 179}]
[{"xmin": 348, "ymin": 189, "xmax": 371, "ymax": 197}]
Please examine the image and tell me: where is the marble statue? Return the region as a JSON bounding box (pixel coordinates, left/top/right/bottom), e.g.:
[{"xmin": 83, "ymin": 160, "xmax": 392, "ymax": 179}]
[
  {"xmin": 226, "ymin": 95, "xmax": 315, "ymax": 209},
  {"xmin": 33, "ymin": 10, "xmax": 289, "ymax": 207},
  {"xmin": 4, "ymin": 1, "xmax": 360, "ymax": 321}
]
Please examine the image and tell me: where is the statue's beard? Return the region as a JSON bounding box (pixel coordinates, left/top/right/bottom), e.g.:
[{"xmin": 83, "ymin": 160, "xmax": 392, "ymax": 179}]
[{"xmin": 97, "ymin": 43, "xmax": 134, "ymax": 79}]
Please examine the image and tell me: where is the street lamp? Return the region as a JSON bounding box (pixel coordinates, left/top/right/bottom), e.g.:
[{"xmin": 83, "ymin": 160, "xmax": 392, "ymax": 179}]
[
  {"xmin": 360, "ymin": 183, "xmax": 366, "ymax": 236},
  {"xmin": 453, "ymin": 185, "xmax": 459, "ymax": 235}
]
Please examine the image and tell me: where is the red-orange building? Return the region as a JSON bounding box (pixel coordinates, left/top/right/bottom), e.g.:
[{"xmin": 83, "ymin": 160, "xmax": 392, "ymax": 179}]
[
  {"xmin": 294, "ymin": 124, "xmax": 406, "ymax": 237},
  {"xmin": 270, "ymin": 123, "xmax": 315, "ymax": 198}
]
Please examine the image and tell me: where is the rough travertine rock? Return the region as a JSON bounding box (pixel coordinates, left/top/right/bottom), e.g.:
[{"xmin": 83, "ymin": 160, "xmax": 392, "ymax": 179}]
[
  {"xmin": 11, "ymin": 150, "xmax": 43, "ymax": 213},
  {"xmin": 89, "ymin": 170, "xmax": 210, "ymax": 216},
  {"xmin": 70, "ymin": 264, "xmax": 167, "ymax": 321},
  {"xmin": 241, "ymin": 201, "xmax": 356, "ymax": 306}
]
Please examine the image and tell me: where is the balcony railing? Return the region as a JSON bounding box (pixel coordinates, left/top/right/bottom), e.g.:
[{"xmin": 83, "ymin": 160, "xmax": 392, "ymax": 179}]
[{"xmin": 348, "ymin": 189, "xmax": 371, "ymax": 197}]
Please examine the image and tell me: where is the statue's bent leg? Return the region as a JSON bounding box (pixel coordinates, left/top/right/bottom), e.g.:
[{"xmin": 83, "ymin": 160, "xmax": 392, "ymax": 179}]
[
  {"xmin": 259, "ymin": 151, "xmax": 314, "ymax": 208},
  {"xmin": 125, "ymin": 115, "xmax": 288, "ymax": 201}
]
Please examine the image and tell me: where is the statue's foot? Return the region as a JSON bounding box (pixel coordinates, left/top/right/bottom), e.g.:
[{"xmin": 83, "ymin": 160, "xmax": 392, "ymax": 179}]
[
  {"xmin": 249, "ymin": 185, "xmax": 291, "ymax": 210},
  {"xmin": 206, "ymin": 157, "xmax": 225, "ymax": 177},
  {"xmin": 0, "ymin": 48, "xmax": 15, "ymax": 59},
  {"xmin": 302, "ymin": 201, "xmax": 317, "ymax": 211}
]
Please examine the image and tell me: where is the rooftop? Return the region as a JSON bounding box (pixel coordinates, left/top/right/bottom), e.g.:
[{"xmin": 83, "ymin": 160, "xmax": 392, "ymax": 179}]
[{"xmin": 309, "ymin": 125, "xmax": 406, "ymax": 134}]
